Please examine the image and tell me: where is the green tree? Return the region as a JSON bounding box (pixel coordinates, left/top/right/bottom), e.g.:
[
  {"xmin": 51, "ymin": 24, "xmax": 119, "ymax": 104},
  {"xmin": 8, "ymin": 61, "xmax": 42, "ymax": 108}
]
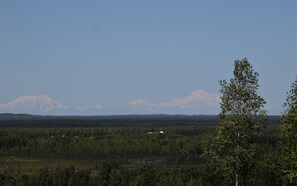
[
  {"xmin": 211, "ymin": 58, "xmax": 267, "ymax": 186},
  {"xmin": 278, "ymin": 75, "xmax": 297, "ymax": 185},
  {"xmin": 0, "ymin": 165, "xmax": 21, "ymax": 186}
]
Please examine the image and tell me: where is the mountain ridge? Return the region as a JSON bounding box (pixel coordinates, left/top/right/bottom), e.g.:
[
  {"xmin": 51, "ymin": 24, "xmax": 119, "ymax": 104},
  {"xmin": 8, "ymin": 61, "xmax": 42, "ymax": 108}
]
[{"xmin": 0, "ymin": 90, "xmax": 220, "ymax": 115}]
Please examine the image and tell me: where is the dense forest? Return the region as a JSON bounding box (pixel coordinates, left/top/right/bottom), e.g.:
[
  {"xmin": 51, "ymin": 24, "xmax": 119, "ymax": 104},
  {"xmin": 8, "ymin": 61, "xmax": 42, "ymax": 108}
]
[
  {"xmin": 0, "ymin": 115, "xmax": 281, "ymax": 185},
  {"xmin": 0, "ymin": 114, "xmax": 220, "ymax": 127}
]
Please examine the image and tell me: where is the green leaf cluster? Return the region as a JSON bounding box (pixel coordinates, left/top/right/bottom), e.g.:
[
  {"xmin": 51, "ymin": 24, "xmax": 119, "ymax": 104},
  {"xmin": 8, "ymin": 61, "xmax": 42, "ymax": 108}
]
[{"xmin": 278, "ymin": 76, "xmax": 297, "ymax": 185}]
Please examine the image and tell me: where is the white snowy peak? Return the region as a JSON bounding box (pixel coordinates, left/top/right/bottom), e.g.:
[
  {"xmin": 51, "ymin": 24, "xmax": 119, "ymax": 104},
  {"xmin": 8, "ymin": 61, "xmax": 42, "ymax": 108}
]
[
  {"xmin": 128, "ymin": 89, "xmax": 220, "ymax": 110},
  {"xmin": 127, "ymin": 99, "xmax": 155, "ymax": 108},
  {"xmin": 0, "ymin": 95, "xmax": 66, "ymax": 114},
  {"xmin": 168, "ymin": 89, "xmax": 220, "ymax": 109}
]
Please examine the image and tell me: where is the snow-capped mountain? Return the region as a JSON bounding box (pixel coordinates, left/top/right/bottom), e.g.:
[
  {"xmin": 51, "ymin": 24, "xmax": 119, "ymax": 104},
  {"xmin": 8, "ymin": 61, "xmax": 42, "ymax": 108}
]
[
  {"xmin": 126, "ymin": 89, "xmax": 220, "ymax": 114},
  {"xmin": 0, "ymin": 95, "xmax": 67, "ymax": 115},
  {"xmin": 0, "ymin": 90, "xmax": 220, "ymax": 115},
  {"xmin": 0, "ymin": 95, "xmax": 106, "ymax": 115}
]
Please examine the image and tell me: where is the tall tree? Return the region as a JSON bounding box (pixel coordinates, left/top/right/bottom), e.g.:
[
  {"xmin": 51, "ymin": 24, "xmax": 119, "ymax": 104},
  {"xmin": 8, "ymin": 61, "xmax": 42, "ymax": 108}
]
[
  {"xmin": 213, "ymin": 58, "xmax": 267, "ymax": 186},
  {"xmin": 278, "ymin": 75, "xmax": 297, "ymax": 185}
]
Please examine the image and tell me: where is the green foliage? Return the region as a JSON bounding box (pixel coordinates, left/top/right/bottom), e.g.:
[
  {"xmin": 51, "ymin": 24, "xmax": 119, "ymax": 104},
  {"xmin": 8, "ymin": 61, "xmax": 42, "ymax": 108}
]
[
  {"xmin": 0, "ymin": 164, "xmax": 206, "ymax": 186},
  {"xmin": 0, "ymin": 165, "xmax": 21, "ymax": 186},
  {"xmin": 0, "ymin": 127, "xmax": 208, "ymax": 161},
  {"xmin": 23, "ymin": 166, "xmax": 91, "ymax": 186},
  {"xmin": 278, "ymin": 75, "xmax": 297, "ymax": 185},
  {"xmin": 0, "ymin": 111, "xmax": 285, "ymax": 185},
  {"xmin": 210, "ymin": 58, "xmax": 267, "ymax": 185}
]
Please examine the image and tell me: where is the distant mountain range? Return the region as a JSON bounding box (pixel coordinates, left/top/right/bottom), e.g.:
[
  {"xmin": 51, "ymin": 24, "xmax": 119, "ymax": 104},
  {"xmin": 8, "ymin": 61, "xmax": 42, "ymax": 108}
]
[
  {"xmin": 0, "ymin": 95, "xmax": 105, "ymax": 115},
  {"xmin": 0, "ymin": 90, "xmax": 221, "ymax": 115},
  {"xmin": 0, "ymin": 95, "xmax": 67, "ymax": 115}
]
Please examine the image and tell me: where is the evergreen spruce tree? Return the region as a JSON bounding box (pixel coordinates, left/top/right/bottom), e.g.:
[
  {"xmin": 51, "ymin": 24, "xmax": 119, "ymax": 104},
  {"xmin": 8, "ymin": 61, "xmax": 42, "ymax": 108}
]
[
  {"xmin": 279, "ymin": 75, "xmax": 297, "ymax": 185},
  {"xmin": 213, "ymin": 58, "xmax": 267, "ymax": 186}
]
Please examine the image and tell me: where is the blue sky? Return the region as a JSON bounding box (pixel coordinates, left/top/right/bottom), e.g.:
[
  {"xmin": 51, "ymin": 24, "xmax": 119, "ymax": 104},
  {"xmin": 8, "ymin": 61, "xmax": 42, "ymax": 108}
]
[{"xmin": 0, "ymin": 0, "xmax": 296, "ymax": 115}]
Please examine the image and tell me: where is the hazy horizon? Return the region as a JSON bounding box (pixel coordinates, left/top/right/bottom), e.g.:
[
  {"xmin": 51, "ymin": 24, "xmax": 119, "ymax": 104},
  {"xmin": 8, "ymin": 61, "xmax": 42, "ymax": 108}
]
[{"xmin": 1, "ymin": 0, "xmax": 296, "ymax": 115}]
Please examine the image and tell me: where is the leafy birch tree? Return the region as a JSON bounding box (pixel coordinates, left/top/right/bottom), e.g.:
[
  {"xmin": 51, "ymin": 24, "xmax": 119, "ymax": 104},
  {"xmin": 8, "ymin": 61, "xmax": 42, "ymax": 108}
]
[
  {"xmin": 213, "ymin": 58, "xmax": 267, "ymax": 186},
  {"xmin": 278, "ymin": 75, "xmax": 297, "ymax": 185}
]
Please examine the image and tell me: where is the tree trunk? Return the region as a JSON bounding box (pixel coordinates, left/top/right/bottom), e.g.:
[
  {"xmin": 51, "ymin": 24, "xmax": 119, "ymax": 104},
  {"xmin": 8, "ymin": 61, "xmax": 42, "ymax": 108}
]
[{"xmin": 236, "ymin": 131, "xmax": 240, "ymax": 186}]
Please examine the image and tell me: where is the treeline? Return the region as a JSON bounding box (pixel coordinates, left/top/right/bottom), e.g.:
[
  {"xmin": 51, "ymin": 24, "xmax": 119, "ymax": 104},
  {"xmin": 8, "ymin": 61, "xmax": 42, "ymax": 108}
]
[
  {"xmin": 0, "ymin": 114, "xmax": 219, "ymax": 128},
  {"xmin": 0, "ymin": 114, "xmax": 281, "ymax": 128}
]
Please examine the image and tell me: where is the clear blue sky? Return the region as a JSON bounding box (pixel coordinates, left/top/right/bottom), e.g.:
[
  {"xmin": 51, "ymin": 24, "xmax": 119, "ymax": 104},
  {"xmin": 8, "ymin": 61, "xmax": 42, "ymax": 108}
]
[{"xmin": 0, "ymin": 0, "xmax": 296, "ymax": 114}]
